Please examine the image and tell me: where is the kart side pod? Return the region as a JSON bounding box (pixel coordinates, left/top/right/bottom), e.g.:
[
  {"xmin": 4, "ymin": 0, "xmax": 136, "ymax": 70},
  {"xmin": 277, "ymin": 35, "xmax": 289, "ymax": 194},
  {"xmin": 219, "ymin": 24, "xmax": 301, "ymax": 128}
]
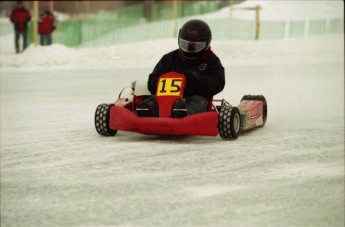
[{"xmin": 215, "ymin": 95, "xmax": 267, "ymax": 139}]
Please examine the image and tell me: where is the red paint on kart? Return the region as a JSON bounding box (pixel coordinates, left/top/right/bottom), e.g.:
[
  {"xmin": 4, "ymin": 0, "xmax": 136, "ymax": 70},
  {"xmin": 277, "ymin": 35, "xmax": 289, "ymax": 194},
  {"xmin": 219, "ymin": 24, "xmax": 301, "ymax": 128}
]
[{"xmin": 109, "ymin": 106, "xmax": 218, "ymax": 136}]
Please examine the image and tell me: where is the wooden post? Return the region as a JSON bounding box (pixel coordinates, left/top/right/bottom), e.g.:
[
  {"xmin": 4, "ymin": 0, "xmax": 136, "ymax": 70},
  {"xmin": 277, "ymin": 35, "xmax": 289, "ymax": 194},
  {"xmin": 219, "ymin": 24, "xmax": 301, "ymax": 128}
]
[
  {"xmin": 50, "ymin": 1, "xmax": 54, "ymax": 12},
  {"xmin": 255, "ymin": 5, "xmax": 261, "ymax": 40},
  {"xmin": 172, "ymin": 0, "xmax": 178, "ymax": 38},
  {"xmin": 33, "ymin": 1, "xmax": 38, "ymax": 46}
]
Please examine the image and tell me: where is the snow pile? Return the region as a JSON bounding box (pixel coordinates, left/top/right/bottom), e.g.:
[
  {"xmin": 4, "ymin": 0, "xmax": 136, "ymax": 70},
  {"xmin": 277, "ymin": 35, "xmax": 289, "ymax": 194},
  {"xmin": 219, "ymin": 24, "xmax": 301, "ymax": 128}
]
[
  {"xmin": 0, "ymin": 34, "xmax": 343, "ymax": 71},
  {"xmin": 1, "ymin": 44, "xmax": 80, "ymax": 68},
  {"xmin": 0, "ymin": 38, "xmax": 175, "ymax": 70}
]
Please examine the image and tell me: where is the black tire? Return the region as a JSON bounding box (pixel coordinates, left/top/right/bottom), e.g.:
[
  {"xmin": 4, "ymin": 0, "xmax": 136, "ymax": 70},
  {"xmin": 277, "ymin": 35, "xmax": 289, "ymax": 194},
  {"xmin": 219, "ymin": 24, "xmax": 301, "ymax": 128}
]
[
  {"xmin": 241, "ymin": 95, "xmax": 267, "ymax": 125},
  {"xmin": 218, "ymin": 106, "xmax": 241, "ymax": 139},
  {"xmin": 95, "ymin": 104, "xmax": 117, "ymax": 136}
]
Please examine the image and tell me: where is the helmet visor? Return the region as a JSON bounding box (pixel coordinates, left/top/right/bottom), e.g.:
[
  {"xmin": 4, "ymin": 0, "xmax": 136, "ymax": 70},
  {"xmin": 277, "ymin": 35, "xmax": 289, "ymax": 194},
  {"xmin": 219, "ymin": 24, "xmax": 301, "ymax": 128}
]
[{"xmin": 178, "ymin": 38, "xmax": 207, "ymax": 53}]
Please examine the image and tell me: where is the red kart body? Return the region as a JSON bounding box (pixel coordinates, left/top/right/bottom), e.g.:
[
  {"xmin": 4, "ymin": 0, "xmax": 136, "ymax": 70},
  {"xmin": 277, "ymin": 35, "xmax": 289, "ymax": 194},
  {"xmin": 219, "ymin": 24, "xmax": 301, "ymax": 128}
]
[
  {"xmin": 109, "ymin": 106, "xmax": 218, "ymax": 136},
  {"xmin": 95, "ymin": 72, "xmax": 267, "ymax": 139}
]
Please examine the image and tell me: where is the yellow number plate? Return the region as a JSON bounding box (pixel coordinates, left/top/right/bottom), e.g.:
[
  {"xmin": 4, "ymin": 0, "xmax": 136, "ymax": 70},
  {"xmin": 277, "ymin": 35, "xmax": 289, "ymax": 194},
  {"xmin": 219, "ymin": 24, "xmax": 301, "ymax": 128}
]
[{"xmin": 156, "ymin": 78, "xmax": 183, "ymax": 96}]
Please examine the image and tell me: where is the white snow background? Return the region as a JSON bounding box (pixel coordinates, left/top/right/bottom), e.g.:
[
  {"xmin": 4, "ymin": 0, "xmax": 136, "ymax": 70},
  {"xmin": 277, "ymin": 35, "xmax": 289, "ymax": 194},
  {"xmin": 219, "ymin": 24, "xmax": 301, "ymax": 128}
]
[{"xmin": 0, "ymin": 1, "xmax": 344, "ymax": 226}]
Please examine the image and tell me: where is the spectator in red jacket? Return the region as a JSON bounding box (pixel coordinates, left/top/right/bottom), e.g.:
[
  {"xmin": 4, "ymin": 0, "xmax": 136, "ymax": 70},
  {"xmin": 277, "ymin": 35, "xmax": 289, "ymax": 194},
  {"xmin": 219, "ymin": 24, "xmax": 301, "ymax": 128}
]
[
  {"xmin": 38, "ymin": 5, "xmax": 56, "ymax": 46},
  {"xmin": 10, "ymin": 1, "xmax": 31, "ymax": 53}
]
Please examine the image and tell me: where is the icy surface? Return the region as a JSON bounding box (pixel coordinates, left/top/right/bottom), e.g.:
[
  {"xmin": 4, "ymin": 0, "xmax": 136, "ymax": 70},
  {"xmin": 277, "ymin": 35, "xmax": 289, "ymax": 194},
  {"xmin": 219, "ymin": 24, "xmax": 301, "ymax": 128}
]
[{"xmin": 1, "ymin": 1, "xmax": 344, "ymax": 226}]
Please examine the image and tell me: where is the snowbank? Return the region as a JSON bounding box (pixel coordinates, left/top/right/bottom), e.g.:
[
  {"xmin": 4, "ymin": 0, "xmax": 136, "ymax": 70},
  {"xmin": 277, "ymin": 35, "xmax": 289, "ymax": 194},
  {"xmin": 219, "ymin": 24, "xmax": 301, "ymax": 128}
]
[{"xmin": 0, "ymin": 34, "xmax": 343, "ymax": 71}]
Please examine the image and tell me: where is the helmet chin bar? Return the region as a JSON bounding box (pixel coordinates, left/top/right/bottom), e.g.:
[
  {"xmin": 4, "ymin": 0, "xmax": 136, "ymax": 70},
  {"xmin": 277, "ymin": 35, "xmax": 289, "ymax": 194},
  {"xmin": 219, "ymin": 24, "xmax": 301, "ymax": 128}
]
[
  {"xmin": 183, "ymin": 54, "xmax": 198, "ymax": 60},
  {"xmin": 180, "ymin": 49, "xmax": 201, "ymax": 60}
]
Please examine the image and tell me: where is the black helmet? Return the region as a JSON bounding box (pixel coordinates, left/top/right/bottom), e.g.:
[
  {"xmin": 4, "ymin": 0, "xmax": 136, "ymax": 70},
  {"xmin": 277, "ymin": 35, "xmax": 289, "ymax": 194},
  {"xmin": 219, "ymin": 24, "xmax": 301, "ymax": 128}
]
[{"xmin": 178, "ymin": 19, "xmax": 212, "ymax": 60}]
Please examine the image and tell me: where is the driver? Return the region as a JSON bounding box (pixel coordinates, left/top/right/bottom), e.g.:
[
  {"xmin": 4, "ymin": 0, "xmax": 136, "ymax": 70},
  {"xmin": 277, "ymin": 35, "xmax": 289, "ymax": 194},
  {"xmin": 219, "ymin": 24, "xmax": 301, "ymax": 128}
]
[{"xmin": 137, "ymin": 19, "xmax": 225, "ymax": 118}]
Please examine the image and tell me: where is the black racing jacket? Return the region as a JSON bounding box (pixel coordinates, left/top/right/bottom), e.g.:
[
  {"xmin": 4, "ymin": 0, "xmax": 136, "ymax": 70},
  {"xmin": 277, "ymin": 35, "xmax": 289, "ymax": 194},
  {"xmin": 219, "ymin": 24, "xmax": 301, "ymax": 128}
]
[{"xmin": 148, "ymin": 49, "xmax": 225, "ymax": 99}]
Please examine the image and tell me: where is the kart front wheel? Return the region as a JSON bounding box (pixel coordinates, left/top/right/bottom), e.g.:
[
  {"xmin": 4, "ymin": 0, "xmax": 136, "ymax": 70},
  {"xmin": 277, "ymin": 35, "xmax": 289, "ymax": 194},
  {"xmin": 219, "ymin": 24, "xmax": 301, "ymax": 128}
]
[
  {"xmin": 95, "ymin": 104, "xmax": 117, "ymax": 136},
  {"xmin": 218, "ymin": 106, "xmax": 241, "ymax": 139}
]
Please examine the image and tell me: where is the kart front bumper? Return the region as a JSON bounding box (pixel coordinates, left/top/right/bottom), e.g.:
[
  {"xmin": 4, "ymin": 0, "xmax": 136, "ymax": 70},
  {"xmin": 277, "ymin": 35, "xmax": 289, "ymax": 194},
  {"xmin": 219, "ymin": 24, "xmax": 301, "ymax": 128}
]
[{"xmin": 109, "ymin": 106, "xmax": 219, "ymax": 136}]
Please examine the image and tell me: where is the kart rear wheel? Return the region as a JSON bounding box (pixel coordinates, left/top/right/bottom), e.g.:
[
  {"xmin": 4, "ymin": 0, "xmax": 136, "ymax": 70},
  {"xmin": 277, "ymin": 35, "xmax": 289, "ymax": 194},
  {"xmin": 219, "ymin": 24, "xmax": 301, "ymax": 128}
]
[
  {"xmin": 218, "ymin": 106, "xmax": 241, "ymax": 139},
  {"xmin": 95, "ymin": 104, "xmax": 117, "ymax": 136},
  {"xmin": 241, "ymin": 95, "xmax": 267, "ymax": 126}
]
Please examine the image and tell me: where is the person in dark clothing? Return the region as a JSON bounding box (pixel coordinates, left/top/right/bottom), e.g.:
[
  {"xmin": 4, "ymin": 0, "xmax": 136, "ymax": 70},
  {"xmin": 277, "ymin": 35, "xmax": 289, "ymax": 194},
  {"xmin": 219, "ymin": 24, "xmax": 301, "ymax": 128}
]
[
  {"xmin": 38, "ymin": 5, "xmax": 56, "ymax": 46},
  {"xmin": 137, "ymin": 19, "xmax": 225, "ymax": 118},
  {"xmin": 10, "ymin": 1, "xmax": 31, "ymax": 53}
]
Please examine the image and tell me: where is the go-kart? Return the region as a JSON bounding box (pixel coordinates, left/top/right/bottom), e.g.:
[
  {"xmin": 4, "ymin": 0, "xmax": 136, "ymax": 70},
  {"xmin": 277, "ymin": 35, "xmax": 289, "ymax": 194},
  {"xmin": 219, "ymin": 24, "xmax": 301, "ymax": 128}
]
[{"xmin": 95, "ymin": 71, "xmax": 267, "ymax": 139}]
